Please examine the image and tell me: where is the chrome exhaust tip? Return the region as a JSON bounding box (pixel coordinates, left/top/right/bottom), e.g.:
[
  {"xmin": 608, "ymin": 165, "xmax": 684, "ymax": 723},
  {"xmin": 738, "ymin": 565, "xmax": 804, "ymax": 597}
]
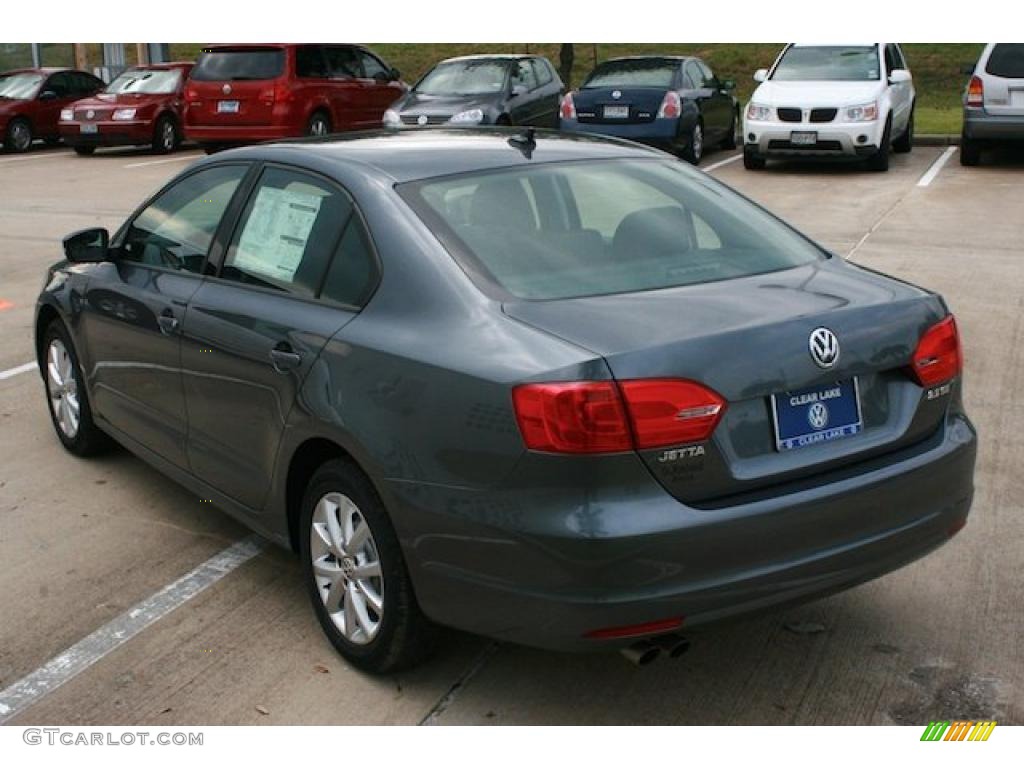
[
  {"xmin": 653, "ymin": 634, "xmax": 691, "ymax": 659},
  {"xmin": 620, "ymin": 640, "xmax": 661, "ymax": 666}
]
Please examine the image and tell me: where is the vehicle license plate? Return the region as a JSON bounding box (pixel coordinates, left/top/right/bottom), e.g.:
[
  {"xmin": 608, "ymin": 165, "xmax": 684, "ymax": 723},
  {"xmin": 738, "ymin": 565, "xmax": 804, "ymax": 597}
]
[
  {"xmin": 790, "ymin": 131, "xmax": 817, "ymax": 146},
  {"xmin": 1010, "ymin": 89, "xmax": 1024, "ymax": 108},
  {"xmin": 603, "ymin": 105, "xmax": 630, "ymax": 119},
  {"xmin": 218, "ymin": 100, "xmax": 240, "ymax": 114},
  {"xmin": 80, "ymin": 124, "xmax": 98, "ymax": 134},
  {"xmin": 771, "ymin": 378, "xmax": 862, "ymax": 451}
]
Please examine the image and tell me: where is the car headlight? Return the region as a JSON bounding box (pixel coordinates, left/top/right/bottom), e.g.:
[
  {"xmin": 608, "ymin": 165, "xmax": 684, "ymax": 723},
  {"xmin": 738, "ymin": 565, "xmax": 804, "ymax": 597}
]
[
  {"xmin": 746, "ymin": 103, "xmax": 774, "ymax": 121},
  {"xmin": 449, "ymin": 108, "xmax": 484, "ymax": 125},
  {"xmin": 60, "ymin": 108, "xmax": 74, "ymax": 122},
  {"xmin": 383, "ymin": 109, "xmax": 401, "ymax": 127},
  {"xmin": 112, "ymin": 108, "xmax": 137, "ymax": 121},
  {"xmin": 844, "ymin": 102, "xmax": 878, "ymax": 122}
]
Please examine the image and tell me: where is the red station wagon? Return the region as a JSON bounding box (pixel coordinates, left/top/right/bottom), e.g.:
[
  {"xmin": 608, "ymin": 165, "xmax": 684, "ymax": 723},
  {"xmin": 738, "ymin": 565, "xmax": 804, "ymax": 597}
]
[
  {"xmin": 59, "ymin": 62, "xmax": 193, "ymax": 155},
  {"xmin": 0, "ymin": 68, "xmax": 104, "ymax": 152},
  {"xmin": 184, "ymin": 44, "xmax": 406, "ymax": 152}
]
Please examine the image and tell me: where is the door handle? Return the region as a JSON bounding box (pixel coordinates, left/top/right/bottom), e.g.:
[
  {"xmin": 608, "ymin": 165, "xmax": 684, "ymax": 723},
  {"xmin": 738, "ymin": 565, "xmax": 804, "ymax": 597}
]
[
  {"xmin": 157, "ymin": 311, "xmax": 179, "ymax": 335},
  {"xmin": 269, "ymin": 344, "xmax": 302, "ymax": 373}
]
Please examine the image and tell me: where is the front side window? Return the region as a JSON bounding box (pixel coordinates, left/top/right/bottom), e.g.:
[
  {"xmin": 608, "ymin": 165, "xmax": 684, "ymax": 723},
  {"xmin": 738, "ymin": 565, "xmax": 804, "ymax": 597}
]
[
  {"xmin": 584, "ymin": 60, "xmax": 677, "ymax": 89},
  {"xmin": 121, "ymin": 164, "xmax": 248, "ymax": 273},
  {"xmin": 45, "ymin": 72, "xmax": 73, "ymax": 97},
  {"xmin": 987, "ymin": 43, "xmax": 1024, "ymax": 78},
  {"xmin": 325, "ymin": 46, "xmax": 361, "ymax": 79},
  {"xmin": 533, "ymin": 59, "xmax": 553, "ymax": 86},
  {"xmin": 190, "ymin": 48, "xmax": 285, "ymax": 81},
  {"xmin": 772, "ymin": 45, "xmax": 880, "ymax": 82},
  {"xmin": 415, "ymin": 60, "xmax": 508, "ymax": 96},
  {"xmin": 402, "ymin": 159, "xmax": 822, "ymax": 301},
  {"xmin": 0, "ymin": 72, "xmax": 44, "ymax": 99},
  {"xmin": 222, "ymin": 168, "xmax": 352, "ymax": 297},
  {"xmin": 359, "ymin": 51, "xmax": 389, "ymax": 80},
  {"xmin": 105, "ymin": 68, "xmax": 182, "ymax": 95},
  {"xmin": 511, "ymin": 60, "xmax": 538, "ymax": 91}
]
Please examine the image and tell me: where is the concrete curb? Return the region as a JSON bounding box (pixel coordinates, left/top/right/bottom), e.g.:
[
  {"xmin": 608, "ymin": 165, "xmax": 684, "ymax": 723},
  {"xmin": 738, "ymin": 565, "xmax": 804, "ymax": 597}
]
[{"xmin": 916, "ymin": 134, "xmax": 960, "ymax": 146}]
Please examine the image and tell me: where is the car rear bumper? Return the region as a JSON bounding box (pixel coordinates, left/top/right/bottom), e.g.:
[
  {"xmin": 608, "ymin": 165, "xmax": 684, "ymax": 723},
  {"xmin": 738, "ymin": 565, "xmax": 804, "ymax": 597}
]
[
  {"xmin": 59, "ymin": 121, "xmax": 153, "ymax": 146},
  {"xmin": 561, "ymin": 117, "xmax": 682, "ymax": 150},
  {"xmin": 963, "ymin": 108, "xmax": 1024, "ymax": 140},
  {"xmin": 744, "ymin": 117, "xmax": 884, "ymax": 158},
  {"xmin": 183, "ymin": 123, "xmax": 298, "ymax": 143},
  {"xmin": 392, "ymin": 413, "xmax": 976, "ymax": 651}
]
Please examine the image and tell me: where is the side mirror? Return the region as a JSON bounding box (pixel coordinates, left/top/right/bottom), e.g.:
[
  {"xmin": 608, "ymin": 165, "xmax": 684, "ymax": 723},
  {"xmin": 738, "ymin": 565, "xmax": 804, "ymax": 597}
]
[
  {"xmin": 721, "ymin": 78, "xmax": 736, "ymax": 91},
  {"xmin": 960, "ymin": 63, "xmax": 975, "ymax": 75},
  {"xmin": 39, "ymin": 90, "xmax": 58, "ymax": 101},
  {"xmin": 753, "ymin": 69, "xmax": 768, "ymax": 83},
  {"xmin": 510, "ymin": 84, "xmax": 528, "ymax": 98},
  {"xmin": 63, "ymin": 227, "xmax": 110, "ymax": 263},
  {"xmin": 888, "ymin": 69, "xmax": 912, "ymax": 84}
]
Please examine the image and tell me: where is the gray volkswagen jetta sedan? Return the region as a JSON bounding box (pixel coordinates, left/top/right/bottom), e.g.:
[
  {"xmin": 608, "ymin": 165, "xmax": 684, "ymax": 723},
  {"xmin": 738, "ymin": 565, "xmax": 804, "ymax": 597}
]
[{"xmin": 35, "ymin": 128, "xmax": 976, "ymax": 672}]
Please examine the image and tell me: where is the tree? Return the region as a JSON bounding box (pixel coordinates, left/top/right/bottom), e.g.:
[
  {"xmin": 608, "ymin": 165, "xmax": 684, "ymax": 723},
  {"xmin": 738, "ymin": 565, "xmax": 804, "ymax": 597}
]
[{"xmin": 559, "ymin": 44, "xmax": 574, "ymax": 88}]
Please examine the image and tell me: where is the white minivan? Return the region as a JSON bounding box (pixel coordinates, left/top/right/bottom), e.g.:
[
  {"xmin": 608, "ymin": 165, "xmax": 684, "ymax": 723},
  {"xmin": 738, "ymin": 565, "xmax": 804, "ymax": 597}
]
[{"xmin": 743, "ymin": 44, "xmax": 915, "ymax": 171}]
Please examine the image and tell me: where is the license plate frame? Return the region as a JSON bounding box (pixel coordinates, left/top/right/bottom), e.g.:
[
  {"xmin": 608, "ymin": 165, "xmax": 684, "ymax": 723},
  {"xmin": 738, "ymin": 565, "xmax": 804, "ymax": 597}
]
[
  {"xmin": 770, "ymin": 378, "xmax": 862, "ymax": 452},
  {"xmin": 603, "ymin": 104, "xmax": 630, "ymax": 119},
  {"xmin": 79, "ymin": 123, "xmax": 98, "ymax": 134},
  {"xmin": 790, "ymin": 130, "xmax": 818, "ymax": 146},
  {"xmin": 217, "ymin": 100, "xmax": 240, "ymax": 114}
]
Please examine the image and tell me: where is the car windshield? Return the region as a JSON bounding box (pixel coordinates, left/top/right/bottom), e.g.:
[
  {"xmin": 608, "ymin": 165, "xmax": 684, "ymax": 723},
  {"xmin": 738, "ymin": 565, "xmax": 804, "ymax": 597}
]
[
  {"xmin": 190, "ymin": 48, "xmax": 285, "ymax": 81},
  {"xmin": 0, "ymin": 72, "xmax": 43, "ymax": 99},
  {"xmin": 987, "ymin": 43, "xmax": 1024, "ymax": 78},
  {"xmin": 415, "ymin": 61, "xmax": 508, "ymax": 96},
  {"xmin": 402, "ymin": 159, "xmax": 822, "ymax": 301},
  {"xmin": 105, "ymin": 68, "xmax": 182, "ymax": 95},
  {"xmin": 583, "ymin": 60, "xmax": 677, "ymax": 89},
  {"xmin": 771, "ymin": 46, "xmax": 880, "ymax": 82}
]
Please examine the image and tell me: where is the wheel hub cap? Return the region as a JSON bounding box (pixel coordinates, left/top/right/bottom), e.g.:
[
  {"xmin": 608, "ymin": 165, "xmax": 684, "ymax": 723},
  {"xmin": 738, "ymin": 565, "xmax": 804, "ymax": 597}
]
[{"xmin": 46, "ymin": 339, "xmax": 80, "ymax": 439}]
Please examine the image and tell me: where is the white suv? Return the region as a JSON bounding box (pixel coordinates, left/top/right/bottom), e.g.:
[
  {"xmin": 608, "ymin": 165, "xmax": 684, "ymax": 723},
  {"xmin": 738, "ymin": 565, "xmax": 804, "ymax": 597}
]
[{"xmin": 743, "ymin": 44, "xmax": 915, "ymax": 171}]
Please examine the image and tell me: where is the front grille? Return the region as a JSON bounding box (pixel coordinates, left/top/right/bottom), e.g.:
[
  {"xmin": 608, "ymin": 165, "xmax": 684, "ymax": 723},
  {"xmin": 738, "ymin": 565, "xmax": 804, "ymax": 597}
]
[
  {"xmin": 810, "ymin": 108, "xmax": 837, "ymax": 123},
  {"xmin": 777, "ymin": 107, "xmax": 838, "ymax": 123},
  {"xmin": 777, "ymin": 107, "xmax": 802, "ymax": 122},
  {"xmin": 399, "ymin": 114, "xmax": 448, "ymax": 126},
  {"xmin": 74, "ymin": 108, "xmax": 112, "ymax": 121},
  {"xmin": 768, "ymin": 139, "xmax": 843, "ymax": 152}
]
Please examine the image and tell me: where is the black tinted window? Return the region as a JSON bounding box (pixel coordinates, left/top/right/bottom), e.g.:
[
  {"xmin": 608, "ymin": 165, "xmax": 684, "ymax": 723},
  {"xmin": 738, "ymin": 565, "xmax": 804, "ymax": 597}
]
[
  {"xmin": 296, "ymin": 46, "xmax": 327, "ymax": 78},
  {"xmin": 191, "ymin": 48, "xmax": 285, "ymax": 81},
  {"xmin": 122, "ymin": 164, "xmax": 247, "ymax": 273},
  {"xmin": 45, "ymin": 73, "xmax": 72, "ymax": 97},
  {"xmin": 222, "ymin": 168, "xmax": 352, "ymax": 297},
  {"xmin": 325, "ymin": 46, "xmax": 361, "ymax": 78},
  {"xmin": 987, "ymin": 44, "xmax": 1024, "ymax": 78},
  {"xmin": 321, "ymin": 216, "xmax": 377, "ymax": 306}
]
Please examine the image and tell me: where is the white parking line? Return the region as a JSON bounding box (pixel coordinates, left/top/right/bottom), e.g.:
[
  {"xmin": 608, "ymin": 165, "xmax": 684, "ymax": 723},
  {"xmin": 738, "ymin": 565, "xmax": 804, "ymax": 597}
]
[
  {"xmin": 702, "ymin": 153, "xmax": 743, "ymax": 173},
  {"xmin": 0, "ymin": 362, "xmax": 36, "ymax": 381},
  {"xmin": 917, "ymin": 146, "xmax": 958, "ymax": 187},
  {"xmin": 0, "ymin": 535, "xmax": 263, "ymax": 724},
  {"xmin": 123, "ymin": 153, "xmax": 201, "ymax": 169},
  {"xmin": 0, "ymin": 152, "xmax": 73, "ymax": 165}
]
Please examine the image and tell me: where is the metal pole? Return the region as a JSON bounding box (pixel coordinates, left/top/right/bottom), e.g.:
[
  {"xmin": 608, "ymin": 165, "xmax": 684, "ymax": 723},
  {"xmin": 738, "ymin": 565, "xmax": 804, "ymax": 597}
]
[{"xmin": 30, "ymin": 43, "xmax": 42, "ymax": 68}]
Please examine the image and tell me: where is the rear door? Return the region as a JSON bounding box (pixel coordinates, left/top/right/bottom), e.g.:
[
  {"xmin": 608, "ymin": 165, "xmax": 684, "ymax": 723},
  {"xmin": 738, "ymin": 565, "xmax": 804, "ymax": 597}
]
[
  {"xmin": 181, "ymin": 164, "xmax": 378, "ymax": 510},
  {"xmin": 186, "ymin": 46, "xmax": 287, "ymax": 127},
  {"xmin": 80, "ymin": 163, "xmax": 250, "ymax": 467},
  {"xmin": 981, "ymin": 43, "xmax": 1024, "ymax": 116}
]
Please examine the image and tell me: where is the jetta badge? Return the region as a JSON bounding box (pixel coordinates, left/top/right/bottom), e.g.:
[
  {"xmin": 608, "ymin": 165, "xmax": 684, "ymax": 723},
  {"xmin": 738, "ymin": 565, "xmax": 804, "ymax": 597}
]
[
  {"xmin": 222, "ymin": 84, "xmax": 232, "ymax": 95},
  {"xmin": 85, "ymin": 109, "xmax": 94, "ymax": 119},
  {"xmin": 417, "ymin": 115, "xmax": 428, "ymax": 126},
  {"xmin": 809, "ymin": 327, "xmax": 840, "ymax": 369},
  {"xmin": 611, "ymin": 90, "xmax": 621, "ymax": 99}
]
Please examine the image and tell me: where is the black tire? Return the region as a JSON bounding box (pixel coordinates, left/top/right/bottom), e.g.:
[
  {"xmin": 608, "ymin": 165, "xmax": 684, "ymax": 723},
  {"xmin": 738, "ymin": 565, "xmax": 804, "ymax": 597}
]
[
  {"xmin": 893, "ymin": 109, "xmax": 914, "ymax": 154},
  {"xmin": 960, "ymin": 133, "xmax": 981, "ymax": 166},
  {"xmin": 722, "ymin": 110, "xmax": 738, "ymax": 150},
  {"xmin": 73, "ymin": 146, "xmax": 96, "ymax": 156},
  {"xmin": 743, "ymin": 145, "xmax": 766, "ymax": 170},
  {"xmin": 4, "ymin": 117, "xmax": 33, "ymax": 153},
  {"xmin": 300, "ymin": 458, "xmax": 436, "ymax": 674},
  {"xmin": 42, "ymin": 319, "xmax": 110, "ymax": 456},
  {"xmin": 682, "ymin": 119, "xmax": 703, "ymax": 164},
  {"xmin": 306, "ymin": 110, "xmax": 331, "ymax": 137},
  {"xmin": 44, "ymin": 136, "xmax": 62, "ymax": 147},
  {"xmin": 152, "ymin": 115, "xmax": 179, "ymax": 154},
  {"xmin": 865, "ymin": 116, "xmax": 892, "ymax": 172},
  {"xmin": 495, "ymin": 114, "xmax": 512, "ymax": 126}
]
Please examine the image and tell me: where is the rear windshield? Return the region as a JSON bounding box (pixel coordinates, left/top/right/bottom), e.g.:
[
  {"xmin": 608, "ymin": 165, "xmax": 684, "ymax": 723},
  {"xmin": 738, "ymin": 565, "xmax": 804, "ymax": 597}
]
[
  {"xmin": 583, "ymin": 60, "xmax": 676, "ymax": 89},
  {"xmin": 772, "ymin": 46, "xmax": 880, "ymax": 82},
  {"xmin": 106, "ymin": 68, "xmax": 182, "ymax": 94},
  {"xmin": 190, "ymin": 48, "xmax": 285, "ymax": 81},
  {"xmin": 416, "ymin": 60, "xmax": 508, "ymax": 96},
  {"xmin": 401, "ymin": 159, "xmax": 822, "ymax": 301},
  {"xmin": 987, "ymin": 44, "xmax": 1024, "ymax": 78}
]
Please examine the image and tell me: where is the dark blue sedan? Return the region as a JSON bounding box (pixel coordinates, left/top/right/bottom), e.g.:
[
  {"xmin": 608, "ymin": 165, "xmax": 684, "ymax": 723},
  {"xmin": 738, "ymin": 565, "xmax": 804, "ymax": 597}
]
[{"xmin": 560, "ymin": 55, "xmax": 739, "ymax": 163}]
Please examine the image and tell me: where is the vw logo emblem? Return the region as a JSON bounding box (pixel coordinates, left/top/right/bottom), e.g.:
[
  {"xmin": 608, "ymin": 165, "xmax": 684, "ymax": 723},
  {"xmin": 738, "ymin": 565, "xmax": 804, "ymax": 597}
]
[
  {"xmin": 611, "ymin": 90, "xmax": 621, "ymax": 99},
  {"xmin": 808, "ymin": 402, "xmax": 830, "ymax": 430},
  {"xmin": 809, "ymin": 327, "xmax": 840, "ymax": 369},
  {"xmin": 86, "ymin": 109, "xmax": 94, "ymax": 119},
  {"xmin": 222, "ymin": 84, "xmax": 232, "ymax": 95},
  {"xmin": 417, "ymin": 114, "xmax": 428, "ymax": 126}
]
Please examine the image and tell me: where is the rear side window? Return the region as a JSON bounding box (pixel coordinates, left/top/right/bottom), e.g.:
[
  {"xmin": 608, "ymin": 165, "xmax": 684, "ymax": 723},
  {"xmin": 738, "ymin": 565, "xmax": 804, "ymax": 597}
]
[
  {"xmin": 401, "ymin": 159, "xmax": 822, "ymax": 301},
  {"xmin": 222, "ymin": 167, "xmax": 353, "ymax": 297},
  {"xmin": 325, "ymin": 46, "xmax": 362, "ymax": 78},
  {"xmin": 987, "ymin": 44, "xmax": 1024, "ymax": 78},
  {"xmin": 296, "ymin": 46, "xmax": 328, "ymax": 78},
  {"xmin": 190, "ymin": 48, "xmax": 285, "ymax": 81},
  {"xmin": 321, "ymin": 215, "xmax": 378, "ymax": 307}
]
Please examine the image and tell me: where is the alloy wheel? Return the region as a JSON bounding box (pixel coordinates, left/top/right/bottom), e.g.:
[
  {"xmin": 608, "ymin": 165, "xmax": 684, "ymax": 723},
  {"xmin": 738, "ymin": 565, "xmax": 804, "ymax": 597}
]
[
  {"xmin": 10, "ymin": 121, "xmax": 32, "ymax": 152},
  {"xmin": 46, "ymin": 339, "xmax": 79, "ymax": 439},
  {"xmin": 309, "ymin": 116, "xmax": 329, "ymax": 137},
  {"xmin": 691, "ymin": 123, "xmax": 703, "ymax": 162},
  {"xmin": 310, "ymin": 492, "xmax": 384, "ymax": 645},
  {"xmin": 161, "ymin": 120, "xmax": 175, "ymax": 151}
]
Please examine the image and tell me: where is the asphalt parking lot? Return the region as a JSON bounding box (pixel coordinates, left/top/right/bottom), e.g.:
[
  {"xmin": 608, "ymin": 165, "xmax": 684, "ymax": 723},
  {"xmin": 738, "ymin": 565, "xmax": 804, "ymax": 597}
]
[{"xmin": 1, "ymin": 141, "xmax": 1022, "ymax": 726}]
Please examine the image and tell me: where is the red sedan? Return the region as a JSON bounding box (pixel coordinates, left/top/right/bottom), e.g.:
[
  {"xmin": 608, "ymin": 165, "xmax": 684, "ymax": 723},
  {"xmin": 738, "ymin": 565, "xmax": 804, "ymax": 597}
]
[
  {"xmin": 0, "ymin": 68, "xmax": 104, "ymax": 152},
  {"xmin": 60, "ymin": 62, "xmax": 193, "ymax": 155}
]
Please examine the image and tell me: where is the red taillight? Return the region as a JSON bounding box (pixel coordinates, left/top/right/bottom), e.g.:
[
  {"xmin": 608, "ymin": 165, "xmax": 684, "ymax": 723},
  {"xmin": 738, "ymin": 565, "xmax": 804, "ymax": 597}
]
[
  {"xmin": 657, "ymin": 91, "xmax": 682, "ymax": 119},
  {"xmin": 909, "ymin": 316, "xmax": 962, "ymax": 387},
  {"xmin": 560, "ymin": 92, "xmax": 577, "ymax": 120},
  {"xmin": 584, "ymin": 617, "xmax": 683, "ymax": 640},
  {"xmin": 512, "ymin": 378, "xmax": 726, "ymax": 454},
  {"xmin": 966, "ymin": 76, "xmax": 984, "ymax": 108}
]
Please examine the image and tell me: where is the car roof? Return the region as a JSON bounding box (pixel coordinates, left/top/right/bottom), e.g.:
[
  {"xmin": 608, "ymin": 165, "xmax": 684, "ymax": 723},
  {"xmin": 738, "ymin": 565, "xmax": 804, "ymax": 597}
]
[
  {"xmin": 125, "ymin": 61, "xmax": 192, "ymax": 70},
  {"xmin": 600, "ymin": 55, "xmax": 692, "ymax": 63},
  {"xmin": 241, "ymin": 128, "xmax": 663, "ymax": 183},
  {"xmin": 0, "ymin": 67, "xmax": 69, "ymax": 76},
  {"xmin": 442, "ymin": 54, "xmax": 534, "ymax": 62}
]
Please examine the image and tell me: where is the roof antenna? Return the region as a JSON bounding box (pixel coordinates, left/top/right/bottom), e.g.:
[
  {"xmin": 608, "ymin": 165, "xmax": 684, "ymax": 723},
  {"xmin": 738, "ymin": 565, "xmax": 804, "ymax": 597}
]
[{"xmin": 508, "ymin": 127, "xmax": 536, "ymax": 159}]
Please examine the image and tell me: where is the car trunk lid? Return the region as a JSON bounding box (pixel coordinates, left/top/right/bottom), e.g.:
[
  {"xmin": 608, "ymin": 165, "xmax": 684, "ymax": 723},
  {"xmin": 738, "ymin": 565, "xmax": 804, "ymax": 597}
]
[{"xmin": 573, "ymin": 87, "xmax": 667, "ymax": 124}]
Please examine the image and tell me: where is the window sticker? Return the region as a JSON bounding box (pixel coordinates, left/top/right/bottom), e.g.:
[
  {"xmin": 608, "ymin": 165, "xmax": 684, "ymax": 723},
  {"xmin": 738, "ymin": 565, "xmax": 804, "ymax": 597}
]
[{"xmin": 234, "ymin": 186, "xmax": 323, "ymax": 283}]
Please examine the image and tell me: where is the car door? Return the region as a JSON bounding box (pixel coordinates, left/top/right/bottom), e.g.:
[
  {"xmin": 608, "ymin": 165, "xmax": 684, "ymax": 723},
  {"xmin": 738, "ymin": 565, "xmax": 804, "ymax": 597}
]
[
  {"xmin": 323, "ymin": 45, "xmax": 369, "ymax": 129},
  {"xmin": 181, "ymin": 164, "xmax": 377, "ymax": 510},
  {"xmin": 885, "ymin": 43, "xmax": 912, "ymax": 134},
  {"xmin": 527, "ymin": 58, "xmax": 562, "ymax": 128},
  {"xmin": 508, "ymin": 59, "xmax": 542, "ymax": 125},
  {"xmin": 36, "ymin": 72, "xmax": 77, "ymax": 137},
  {"xmin": 356, "ymin": 48, "xmax": 405, "ymax": 125},
  {"xmin": 695, "ymin": 59, "xmax": 732, "ymax": 140},
  {"xmin": 79, "ymin": 163, "xmax": 251, "ymax": 467}
]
